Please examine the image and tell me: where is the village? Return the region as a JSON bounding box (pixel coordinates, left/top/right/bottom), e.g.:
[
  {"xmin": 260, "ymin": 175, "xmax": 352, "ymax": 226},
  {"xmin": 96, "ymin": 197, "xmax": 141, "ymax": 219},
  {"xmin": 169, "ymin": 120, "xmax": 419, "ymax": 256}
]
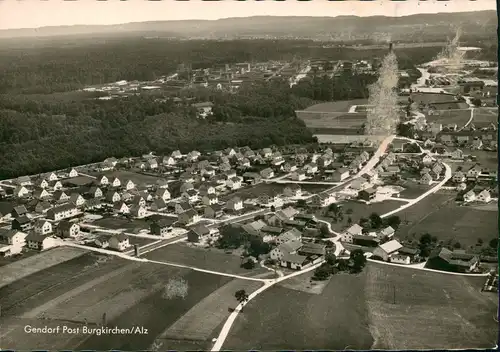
[{"xmin": 0, "ymin": 128, "xmax": 496, "ymax": 277}]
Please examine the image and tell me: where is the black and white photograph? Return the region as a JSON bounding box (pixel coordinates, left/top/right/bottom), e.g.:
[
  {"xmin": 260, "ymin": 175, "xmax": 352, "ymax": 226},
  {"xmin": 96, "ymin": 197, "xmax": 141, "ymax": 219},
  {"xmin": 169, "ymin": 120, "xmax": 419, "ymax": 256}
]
[{"xmin": 0, "ymin": 0, "xmax": 498, "ymax": 350}]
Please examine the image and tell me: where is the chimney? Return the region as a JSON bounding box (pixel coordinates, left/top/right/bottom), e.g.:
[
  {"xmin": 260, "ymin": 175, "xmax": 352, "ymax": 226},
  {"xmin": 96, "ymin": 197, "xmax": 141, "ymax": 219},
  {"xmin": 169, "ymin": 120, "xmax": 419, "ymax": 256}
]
[{"xmin": 389, "ymin": 42, "xmax": 394, "ymax": 52}]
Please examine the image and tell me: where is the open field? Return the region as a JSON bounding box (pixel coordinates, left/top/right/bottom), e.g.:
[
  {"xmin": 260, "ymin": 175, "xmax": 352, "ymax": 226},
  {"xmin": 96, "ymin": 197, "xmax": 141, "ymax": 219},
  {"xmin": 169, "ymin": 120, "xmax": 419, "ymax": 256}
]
[
  {"xmin": 472, "ymin": 108, "xmax": 497, "ymax": 126},
  {"xmin": 327, "ymin": 199, "xmax": 402, "ymax": 232},
  {"xmin": 0, "ymin": 246, "xmax": 88, "ymax": 288},
  {"xmin": 394, "ymin": 192, "xmax": 495, "ymax": 249},
  {"xmin": 466, "ymin": 149, "xmax": 497, "ymax": 169},
  {"xmin": 303, "ymin": 99, "xmax": 369, "ymax": 113},
  {"xmin": 223, "ymin": 271, "xmax": 374, "ymax": 350},
  {"xmin": 223, "ymin": 262, "xmax": 497, "ymax": 350},
  {"xmin": 297, "ymin": 111, "xmax": 367, "ymax": 129},
  {"xmin": 157, "ymin": 279, "xmax": 263, "ymax": 349},
  {"xmin": 143, "ymin": 242, "xmax": 268, "ymax": 277},
  {"xmin": 315, "ymin": 134, "xmax": 386, "ymax": 144},
  {"xmin": 64, "ymin": 175, "xmax": 95, "ymax": 186},
  {"xmin": 92, "ymin": 217, "xmax": 152, "ymax": 233},
  {"xmin": 0, "ymin": 254, "xmax": 234, "ymax": 350},
  {"xmin": 0, "ymin": 249, "xmax": 39, "ymax": 268},
  {"xmin": 426, "ymin": 109, "xmax": 471, "ymax": 126},
  {"xmin": 396, "ymin": 182, "xmax": 434, "ymax": 198},
  {"xmin": 411, "ymin": 92, "xmax": 457, "ymax": 104},
  {"xmin": 220, "ymin": 182, "xmax": 331, "ymax": 202},
  {"xmin": 366, "ymin": 262, "xmax": 497, "ymax": 349}
]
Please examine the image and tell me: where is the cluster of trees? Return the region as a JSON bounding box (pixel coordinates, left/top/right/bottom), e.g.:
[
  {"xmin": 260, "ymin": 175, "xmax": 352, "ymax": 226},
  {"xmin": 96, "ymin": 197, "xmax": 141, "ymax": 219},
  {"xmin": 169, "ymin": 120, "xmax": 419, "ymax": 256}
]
[
  {"xmin": 217, "ymin": 225, "xmax": 271, "ymax": 260},
  {"xmin": 313, "ymin": 248, "xmax": 367, "ymax": 280},
  {"xmin": 359, "ymin": 213, "xmax": 402, "ymax": 233}
]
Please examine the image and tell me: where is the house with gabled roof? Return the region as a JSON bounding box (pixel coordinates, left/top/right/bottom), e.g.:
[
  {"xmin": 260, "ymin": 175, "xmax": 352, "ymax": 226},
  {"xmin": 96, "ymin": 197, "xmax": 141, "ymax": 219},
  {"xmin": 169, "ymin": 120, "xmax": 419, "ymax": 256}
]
[
  {"xmin": 178, "ymin": 209, "xmax": 201, "ymax": 225},
  {"xmin": 275, "ymin": 228, "xmax": 302, "ymax": 245},
  {"xmin": 33, "ymin": 188, "xmax": 50, "ymax": 200},
  {"xmin": 34, "ymin": 220, "xmax": 53, "ymax": 235},
  {"xmin": 35, "ymin": 178, "xmax": 49, "ymax": 189},
  {"xmin": 87, "ymin": 186, "xmax": 103, "ymax": 199},
  {"xmin": 109, "ymin": 233, "xmax": 130, "ymax": 252},
  {"xmin": 47, "ymin": 203, "xmax": 79, "ymax": 221},
  {"xmin": 109, "ymin": 177, "xmax": 121, "ymax": 188},
  {"xmin": 311, "ymin": 193, "xmax": 336, "ymax": 207},
  {"xmin": 150, "ymin": 217, "xmax": 176, "ymax": 236},
  {"xmin": 98, "ymin": 175, "xmax": 109, "ymax": 186},
  {"xmin": 53, "ymin": 190, "xmax": 70, "ymax": 203},
  {"xmin": 182, "ymin": 189, "xmax": 199, "ymax": 203},
  {"xmin": 12, "ymin": 216, "xmax": 32, "ymax": 231},
  {"xmin": 289, "ymin": 170, "xmax": 307, "ymax": 181},
  {"xmin": 270, "ymin": 240, "xmax": 302, "ymax": 261},
  {"xmin": 283, "ymin": 184, "xmax": 302, "ymax": 198},
  {"xmin": 123, "ymin": 180, "xmax": 135, "ymax": 191},
  {"xmin": 105, "ymin": 190, "xmax": 121, "ymax": 204},
  {"xmin": 204, "ymin": 204, "xmax": 224, "ymax": 219},
  {"xmin": 477, "ymin": 190, "xmax": 491, "ymax": 203},
  {"xmin": 419, "ymin": 173, "xmax": 433, "ymax": 185},
  {"xmin": 467, "ymin": 164, "xmax": 482, "ymax": 179},
  {"xmin": 114, "ymin": 202, "xmax": 130, "ymax": 214},
  {"xmin": 332, "ymin": 168, "xmax": 350, "ymax": 182},
  {"xmin": 16, "ymin": 176, "xmax": 32, "ymax": 186},
  {"xmin": 147, "ymin": 158, "xmax": 158, "ymax": 169},
  {"xmin": 175, "ymin": 202, "xmax": 192, "ymax": 214},
  {"xmin": 260, "ymin": 148, "xmax": 273, "ymax": 158},
  {"xmin": 171, "ymin": 150, "xmax": 183, "ymax": 159},
  {"xmin": 57, "ymin": 221, "xmax": 80, "ymax": 238},
  {"xmin": 35, "ymin": 201, "xmax": 52, "ymax": 214},
  {"xmin": 452, "ymin": 171, "xmax": 466, "ymax": 183},
  {"xmin": 463, "ymin": 190, "xmax": 476, "ymax": 203},
  {"xmin": 70, "ymin": 193, "xmax": 86, "ymax": 207},
  {"xmin": 0, "ymin": 229, "xmax": 27, "ymax": 247},
  {"xmin": 373, "ymin": 240, "xmax": 404, "ymax": 262},
  {"xmin": 12, "ymin": 205, "xmax": 28, "ymax": 218},
  {"xmin": 342, "ymin": 224, "xmax": 363, "ymax": 243},
  {"xmin": 226, "ymin": 197, "xmax": 243, "ymax": 212},
  {"xmin": 226, "ymin": 176, "xmax": 242, "ymax": 190},
  {"xmin": 14, "ymin": 186, "xmax": 30, "ymax": 198},
  {"xmin": 26, "ymin": 232, "xmax": 57, "ymax": 251},
  {"xmin": 130, "ymin": 205, "xmax": 147, "ymax": 218},
  {"xmin": 202, "ymin": 194, "xmax": 218, "ymax": 206},
  {"xmin": 85, "ymin": 198, "xmax": 102, "ymax": 210},
  {"xmin": 155, "ymin": 188, "xmax": 171, "ymax": 202}
]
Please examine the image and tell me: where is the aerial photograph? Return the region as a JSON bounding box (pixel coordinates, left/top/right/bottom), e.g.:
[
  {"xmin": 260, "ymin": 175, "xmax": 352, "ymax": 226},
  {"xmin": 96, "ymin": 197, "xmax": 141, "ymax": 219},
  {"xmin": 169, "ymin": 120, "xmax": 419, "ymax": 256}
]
[{"xmin": 0, "ymin": 0, "xmax": 497, "ymax": 350}]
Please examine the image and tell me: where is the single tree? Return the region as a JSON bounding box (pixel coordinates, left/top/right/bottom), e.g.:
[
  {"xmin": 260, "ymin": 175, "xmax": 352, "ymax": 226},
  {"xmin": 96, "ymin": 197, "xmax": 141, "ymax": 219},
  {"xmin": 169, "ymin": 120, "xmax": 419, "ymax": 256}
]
[
  {"xmin": 235, "ymin": 289, "xmax": 249, "ymax": 312},
  {"xmin": 489, "ymin": 238, "xmax": 498, "ymax": 249},
  {"xmin": 325, "ymin": 252, "xmax": 337, "ymax": 266},
  {"xmin": 350, "ymin": 249, "xmax": 367, "ymax": 273},
  {"xmin": 347, "ymin": 216, "xmax": 353, "ymax": 226},
  {"xmin": 319, "ymin": 223, "xmax": 330, "ymax": 238},
  {"xmin": 369, "ymin": 212, "xmax": 383, "ymax": 229}
]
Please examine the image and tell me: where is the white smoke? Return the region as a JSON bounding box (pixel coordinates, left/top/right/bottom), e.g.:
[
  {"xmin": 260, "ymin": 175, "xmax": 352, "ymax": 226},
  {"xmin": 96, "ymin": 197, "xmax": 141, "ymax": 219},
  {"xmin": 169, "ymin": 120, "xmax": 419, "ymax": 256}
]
[
  {"xmin": 365, "ymin": 50, "xmax": 400, "ymax": 136},
  {"xmin": 435, "ymin": 27, "xmax": 466, "ymax": 71},
  {"xmin": 162, "ymin": 277, "xmax": 189, "ymax": 300}
]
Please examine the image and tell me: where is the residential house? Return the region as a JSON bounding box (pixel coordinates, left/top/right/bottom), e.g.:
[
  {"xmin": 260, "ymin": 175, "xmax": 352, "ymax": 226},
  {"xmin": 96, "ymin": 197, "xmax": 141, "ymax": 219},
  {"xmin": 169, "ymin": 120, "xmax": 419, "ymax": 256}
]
[
  {"xmin": 114, "ymin": 202, "xmax": 130, "ymax": 214},
  {"xmin": 241, "ymin": 220, "xmax": 267, "ymax": 237},
  {"xmin": 471, "ymin": 138, "xmax": 483, "ymax": 150},
  {"xmin": 289, "ymin": 170, "xmax": 307, "ymax": 181},
  {"xmin": 311, "ymin": 193, "xmax": 336, "ymax": 207},
  {"xmin": 85, "ymin": 199, "xmax": 102, "ymax": 210},
  {"xmin": 53, "ymin": 190, "xmax": 69, "ymax": 203},
  {"xmin": 419, "ymin": 173, "xmax": 433, "ymax": 185},
  {"xmin": 12, "ymin": 205, "xmax": 28, "ymax": 218},
  {"xmin": 332, "ymin": 168, "xmax": 350, "ymax": 182},
  {"xmin": 477, "ymin": 190, "xmax": 491, "ymax": 203},
  {"xmin": 98, "ymin": 175, "xmax": 109, "ymax": 186},
  {"xmin": 104, "ymin": 157, "xmax": 118, "ymax": 167},
  {"xmin": 0, "ymin": 203, "xmax": 13, "ymax": 222},
  {"xmin": 150, "ymin": 198, "xmax": 167, "ymax": 211},
  {"xmin": 33, "ymin": 188, "xmax": 50, "ymax": 200},
  {"xmin": 124, "ymin": 180, "xmax": 135, "ymax": 191},
  {"xmin": 69, "ymin": 193, "xmax": 86, "ymax": 207},
  {"xmin": 46, "ymin": 172, "xmax": 58, "ymax": 181},
  {"xmin": 204, "ymin": 204, "xmax": 224, "ymax": 219},
  {"xmin": 270, "ymin": 240, "xmax": 302, "ymax": 261},
  {"xmin": 171, "ymin": 150, "xmax": 183, "ymax": 159},
  {"xmin": 226, "ymin": 177, "xmax": 243, "ymax": 190},
  {"xmin": 180, "ymin": 182, "xmax": 195, "ymax": 193},
  {"xmin": 163, "ymin": 156, "xmax": 176, "ymax": 166},
  {"xmin": 280, "ymin": 253, "xmax": 311, "ymax": 270},
  {"xmin": 353, "ymin": 235, "xmax": 381, "ymax": 247},
  {"xmin": 26, "ymin": 232, "xmax": 56, "ymax": 251},
  {"xmin": 130, "ymin": 205, "xmax": 147, "ymax": 218},
  {"xmin": 467, "ymin": 165, "xmax": 482, "ymax": 179},
  {"xmin": 0, "ymin": 229, "xmax": 27, "ymax": 247},
  {"xmin": 178, "ymin": 209, "xmax": 201, "ymax": 225},
  {"xmin": 16, "ymin": 176, "xmax": 32, "ymax": 186},
  {"xmin": 361, "ymin": 172, "xmax": 378, "ymax": 183},
  {"xmin": 94, "ymin": 235, "xmax": 110, "ymax": 249},
  {"xmin": 130, "ymin": 196, "xmax": 146, "ymax": 208},
  {"xmin": 14, "ymin": 186, "xmax": 30, "ymax": 198},
  {"xmin": 105, "ymin": 190, "xmax": 121, "ymax": 204},
  {"xmin": 456, "ymin": 182, "xmax": 467, "ymax": 191},
  {"xmin": 56, "ymin": 221, "xmax": 80, "ymax": 238},
  {"xmin": 260, "ymin": 168, "xmax": 275, "ymax": 179},
  {"xmin": 305, "ymin": 163, "xmax": 319, "ymax": 174},
  {"xmin": 46, "ymin": 180, "xmax": 63, "ymax": 191},
  {"xmin": 202, "ymin": 166, "xmax": 216, "ymax": 177},
  {"xmin": 202, "ymin": 194, "xmax": 218, "ymax": 206},
  {"xmin": 463, "ymin": 190, "xmax": 476, "ymax": 203},
  {"xmin": 87, "ymin": 186, "xmax": 103, "ymax": 198},
  {"xmin": 259, "ymin": 226, "xmax": 282, "ymax": 243},
  {"xmin": 182, "ymin": 189, "xmax": 199, "ymax": 203},
  {"xmin": 186, "ymin": 150, "xmax": 201, "ymax": 162},
  {"xmin": 226, "ymin": 197, "xmax": 243, "ymax": 212},
  {"xmin": 452, "ymin": 171, "xmax": 466, "ymax": 183},
  {"xmin": 35, "ymin": 178, "xmax": 49, "ymax": 189},
  {"xmin": 275, "ymin": 228, "xmax": 302, "ymax": 245},
  {"xmin": 109, "ymin": 177, "xmax": 121, "ymax": 188},
  {"xmin": 35, "ymin": 201, "xmax": 52, "ymax": 214},
  {"xmin": 150, "ymin": 218, "xmax": 176, "ymax": 236},
  {"xmin": 341, "ymin": 224, "xmax": 363, "ymax": 243},
  {"xmin": 47, "ymin": 203, "xmax": 79, "ymax": 221},
  {"xmin": 175, "ymin": 202, "xmax": 192, "ymax": 214},
  {"xmin": 282, "ymin": 161, "xmax": 298, "ymax": 173},
  {"xmin": 378, "ymin": 226, "xmax": 395, "ymax": 240},
  {"xmin": 358, "ymin": 188, "xmax": 377, "ymax": 202},
  {"xmin": 283, "ymin": 184, "xmax": 302, "ymax": 198},
  {"xmin": 147, "ymin": 158, "xmax": 159, "ymax": 169},
  {"xmin": 108, "ymin": 233, "xmax": 130, "ymax": 252},
  {"xmin": 421, "ymin": 154, "xmax": 434, "ymax": 166},
  {"xmin": 267, "ymin": 207, "xmax": 299, "ymax": 227},
  {"xmin": 450, "ymin": 149, "xmax": 464, "ymax": 160},
  {"xmin": 34, "ymin": 220, "xmax": 53, "ymax": 235},
  {"xmin": 187, "ymin": 224, "xmax": 219, "ymax": 243},
  {"xmin": 68, "ymin": 168, "xmax": 79, "ymax": 178},
  {"xmin": 426, "ymin": 248, "xmax": 479, "ymax": 273},
  {"xmin": 298, "ymin": 242, "xmax": 326, "ymax": 257},
  {"xmin": 198, "ymin": 184, "xmax": 216, "ymax": 196},
  {"xmin": 373, "ymin": 240, "xmax": 403, "ymax": 262},
  {"xmin": 350, "ymin": 177, "xmax": 368, "ymax": 191},
  {"xmin": 261, "ymin": 148, "xmax": 273, "ymax": 158},
  {"xmin": 258, "ymin": 192, "xmax": 280, "ymax": 206},
  {"xmin": 12, "ymin": 216, "xmax": 32, "ymax": 231},
  {"xmin": 155, "ymin": 188, "xmax": 171, "ymax": 202},
  {"xmin": 242, "ymin": 172, "xmax": 262, "ymax": 184}
]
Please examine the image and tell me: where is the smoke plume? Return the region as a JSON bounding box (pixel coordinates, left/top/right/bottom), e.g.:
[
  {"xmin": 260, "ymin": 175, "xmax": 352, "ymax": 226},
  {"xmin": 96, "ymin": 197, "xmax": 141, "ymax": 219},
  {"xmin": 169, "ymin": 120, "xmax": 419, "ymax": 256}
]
[
  {"xmin": 435, "ymin": 27, "xmax": 466, "ymax": 71},
  {"xmin": 365, "ymin": 49, "xmax": 400, "ymax": 136}
]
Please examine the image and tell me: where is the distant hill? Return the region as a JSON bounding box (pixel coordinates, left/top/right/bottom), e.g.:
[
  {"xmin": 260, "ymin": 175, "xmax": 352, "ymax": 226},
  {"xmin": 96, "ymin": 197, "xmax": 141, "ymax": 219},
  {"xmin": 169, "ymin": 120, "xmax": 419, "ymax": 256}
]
[{"xmin": 0, "ymin": 11, "xmax": 496, "ymax": 40}]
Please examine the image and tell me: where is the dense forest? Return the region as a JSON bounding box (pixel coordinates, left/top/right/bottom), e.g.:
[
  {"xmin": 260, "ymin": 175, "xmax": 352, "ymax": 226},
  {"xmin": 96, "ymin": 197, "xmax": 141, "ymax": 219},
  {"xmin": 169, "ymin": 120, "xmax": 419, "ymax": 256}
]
[{"xmin": 0, "ymin": 37, "xmax": 495, "ymax": 178}]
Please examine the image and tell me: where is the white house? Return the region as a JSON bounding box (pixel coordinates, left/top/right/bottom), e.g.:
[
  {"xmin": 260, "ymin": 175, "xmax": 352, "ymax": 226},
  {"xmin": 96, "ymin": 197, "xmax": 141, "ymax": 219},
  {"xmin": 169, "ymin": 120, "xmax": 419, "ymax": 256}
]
[
  {"xmin": 477, "ymin": 190, "xmax": 491, "ymax": 203},
  {"xmin": 452, "ymin": 171, "xmax": 466, "ymax": 183},
  {"xmin": 341, "ymin": 224, "xmax": 363, "ymax": 243},
  {"xmin": 130, "ymin": 205, "xmax": 147, "ymax": 218},
  {"xmin": 68, "ymin": 168, "xmax": 79, "ymax": 178},
  {"xmin": 14, "ymin": 186, "xmax": 30, "ymax": 198},
  {"xmin": 163, "ymin": 156, "xmax": 176, "ymax": 166},
  {"xmin": 114, "ymin": 202, "xmax": 130, "ymax": 214},
  {"xmin": 124, "ymin": 180, "xmax": 135, "ymax": 190},
  {"xmin": 110, "ymin": 177, "xmax": 121, "ymax": 188},
  {"xmin": 148, "ymin": 159, "xmax": 158, "ymax": 169},
  {"xmin": 34, "ymin": 220, "xmax": 53, "ymax": 235},
  {"xmin": 311, "ymin": 193, "xmax": 336, "ymax": 207},
  {"xmin": 202, "ymin": 194, "xmax": 218, "ymax": 206},
  {"xmin": 226, "ymin": 197, "xmax": 243, "ymax": 212},
  {"xmin": 226, "ymin": 177, "xmax": 242, "ymax": 190},
  {"xmin": 463, "ymin": 190, "xmax": 476, "ymax": 203},
  {"xmin": 70, "ymin": 193, "xmax": 86, "ymax": 207},
  {"xmin": 26, "ymin": 233, "xmax": 57, "ymax": 251},
  {"xmin": 332, "ymin": 168, "xmax": 350, "ymax": 182},
  {"xmin": 419, "ymin": 173, "xmax": 433, "ymax": 185},
  {"xmin": 47, "ymin": 204, "xmax": 79, "ymax": 221},
  {"xmin": 373, "ymin": 240, "xmax": 403, "ymax": 262},
  {"xmin": 283, "ymin": 184, "xmax": 302, "ymax": 198},
  {"xmin": 98, "ymin": 175, "xmax": 109, "ymax": 186},
  {"xmin": 0, "ymin": 229, "xmax": 27, "ymax": 247},
  {"xmin": 422, "ymin": 154, "xmax": 434, "ymax": 166},
  {"xmin": 46, "ymin": 172, "xmax": 58, "ymax": 181},
  {"xmin": 109, "ymin": 234, "xmax": 130, "ymax": 251},
  {"xmin": 156, "ymin": 188, "xmax": 171, "ymax": 202},
  {"xmin": 289, "ymin": 171, "xmax": 307, "ymax": 181},
  {"xmin": 270, "ymin": 240, "xmax": 302, "ymax": 261}
]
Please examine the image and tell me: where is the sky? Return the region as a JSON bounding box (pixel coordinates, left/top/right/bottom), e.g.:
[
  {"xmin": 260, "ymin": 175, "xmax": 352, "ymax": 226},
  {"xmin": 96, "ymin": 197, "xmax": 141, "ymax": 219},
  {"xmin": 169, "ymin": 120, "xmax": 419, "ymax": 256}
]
[{"xmin": 0, "ymin": 0, "xmax": 496, "ymax": 30}]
